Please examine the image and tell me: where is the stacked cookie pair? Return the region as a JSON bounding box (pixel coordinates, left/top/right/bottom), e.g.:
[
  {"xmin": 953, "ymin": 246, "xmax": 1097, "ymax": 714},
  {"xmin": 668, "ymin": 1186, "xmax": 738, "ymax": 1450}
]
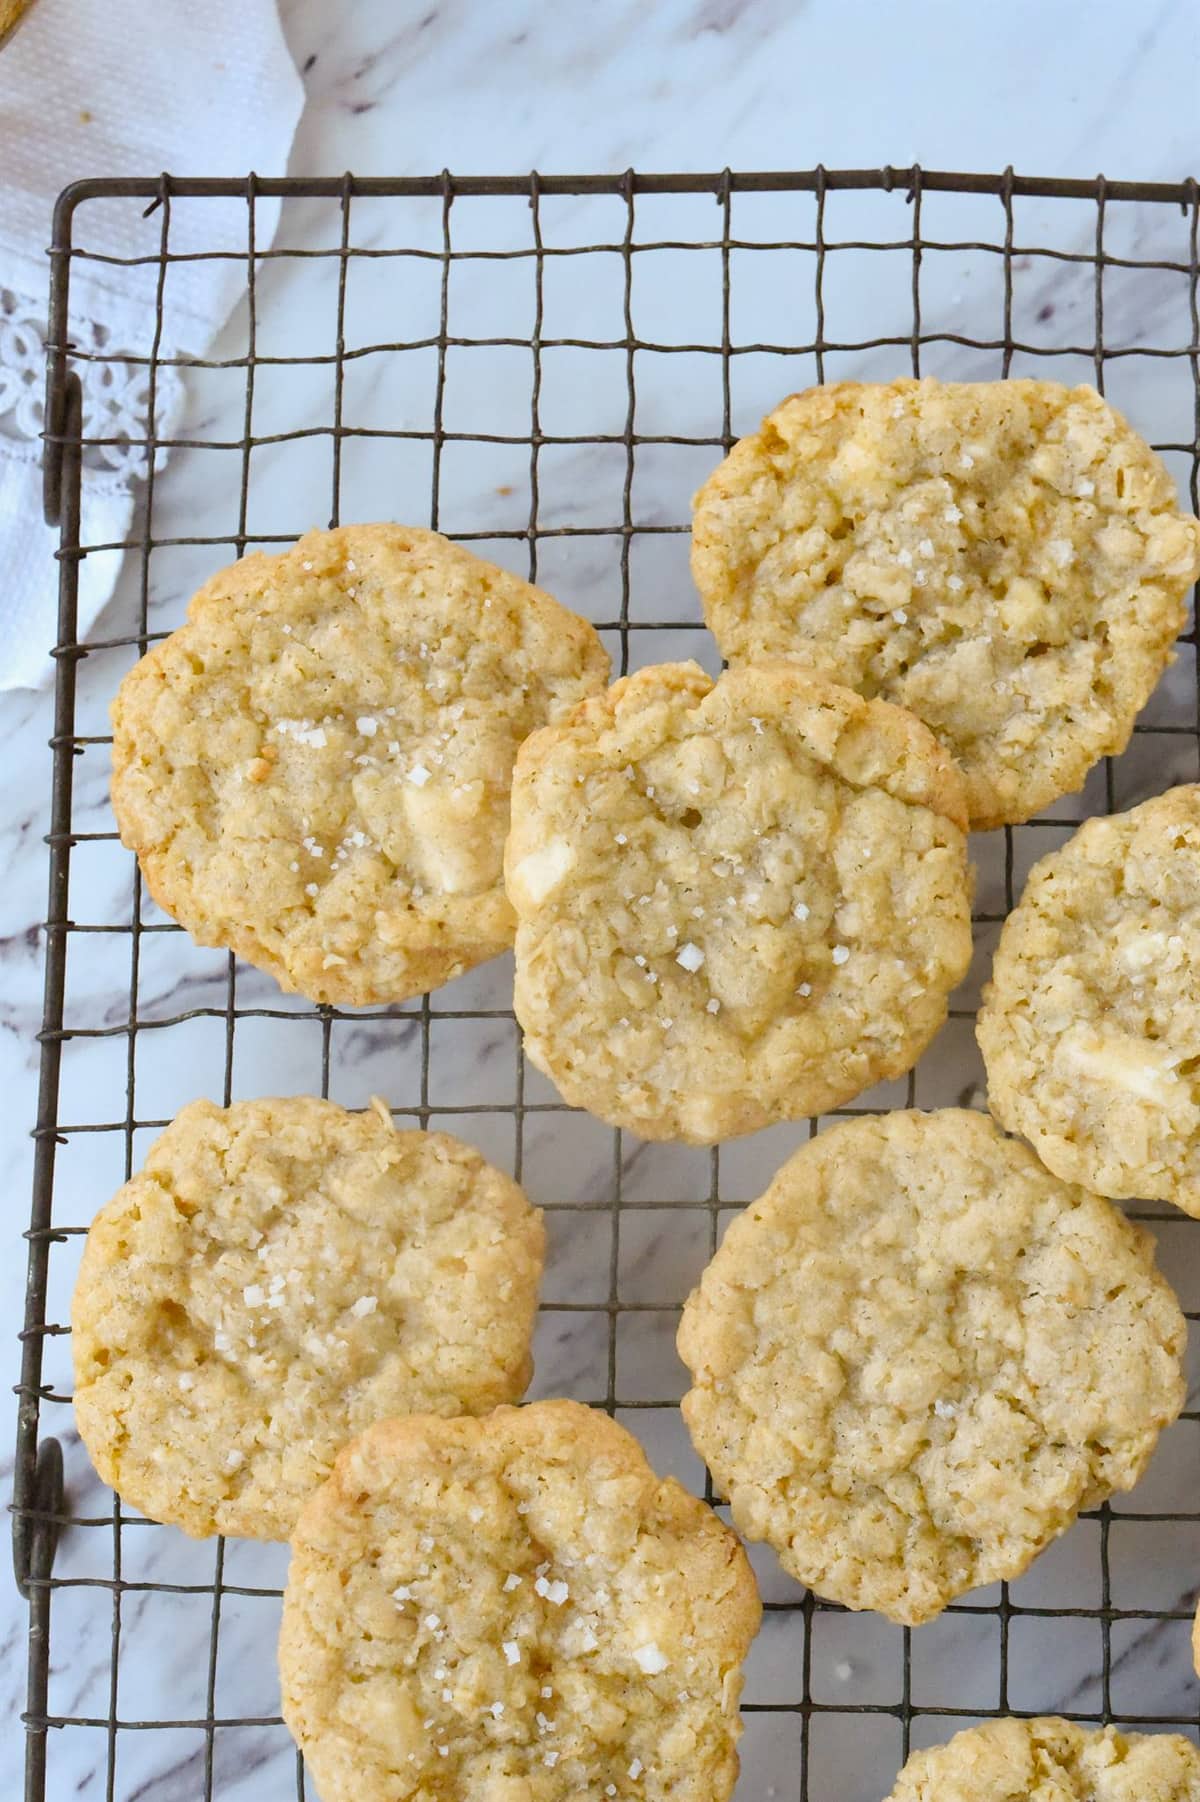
[{"xmin": 72, "ymin": 1095, "xmax": 760, "ymax": 1802}]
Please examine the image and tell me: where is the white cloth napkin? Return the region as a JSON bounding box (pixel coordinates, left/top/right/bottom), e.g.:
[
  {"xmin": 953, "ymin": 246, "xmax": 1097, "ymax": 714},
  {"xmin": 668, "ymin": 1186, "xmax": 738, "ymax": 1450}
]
[{"xmin": 0, "ymin": 0, "xmax": 304, "ymax": 689}]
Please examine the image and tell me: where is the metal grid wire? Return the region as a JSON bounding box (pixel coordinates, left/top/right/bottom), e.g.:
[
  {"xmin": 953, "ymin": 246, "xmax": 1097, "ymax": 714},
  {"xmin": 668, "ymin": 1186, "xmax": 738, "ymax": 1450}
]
[{"xmin": 14, "ymin": 168, "xmax": 1200, "ymax": 1802}]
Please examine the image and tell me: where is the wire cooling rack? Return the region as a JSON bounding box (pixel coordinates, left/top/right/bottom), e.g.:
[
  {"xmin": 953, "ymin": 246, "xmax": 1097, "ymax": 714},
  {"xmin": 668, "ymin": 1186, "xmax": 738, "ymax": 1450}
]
[{"xmin": 14, "ymin": 168, "xmax": 1200, "ymax": 1802}]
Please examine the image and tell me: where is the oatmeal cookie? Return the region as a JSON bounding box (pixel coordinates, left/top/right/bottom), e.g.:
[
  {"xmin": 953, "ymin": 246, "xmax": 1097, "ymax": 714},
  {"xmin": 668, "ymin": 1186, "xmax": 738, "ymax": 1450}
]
[
  {"xmin": 882, "ymin": 1716, "xmax": 1200, "ymax": 1801},
  {"xmin": 111, "ymin": 524, "xmax": 609, "ymax": 1004},
  {"xmin": 677, "ymin": 1109, "xmax": 1186, "ymax": 1624},
  {"xmin": 72, "ymin": 1096, "xmax": 544, "ymax": 1539},
  {"xmin": 279, "ymin": 1400, "xmax": 760, "ymax": 1802},
  {"xmin": 691, "ymin": 379, "xmax": 1200, "ymax": 827},
  {"xmin": 507, "ymin": 660, "xmax": 971, "ymax": 1142},
  {"xmin": 979, "ymin": 784, "xmax": 1200, "ymax": 1214}
]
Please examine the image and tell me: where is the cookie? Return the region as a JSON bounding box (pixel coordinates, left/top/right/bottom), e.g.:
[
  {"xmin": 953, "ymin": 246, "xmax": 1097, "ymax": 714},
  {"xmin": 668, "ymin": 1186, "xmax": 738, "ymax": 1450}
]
[
  {"xmin": 279, "ymin": 1399, "xmax": 760, "ymax": 1802},
  {"xmin": 691, "ymin": 379, "xmax": 1200, "ymax": 828},
  {"xmin": 883, "ymin": 1717, "xmax": 1200, "ymax": 1801},
  {"xmin": 111, "ymin": 524, "xmax": 609, "ymax": 1005},
  {"xmin": 677, "ymin": 1109, "xmax": 1185, "ymax": 1624},
  {"xmin": 979, "ymin": 784, "xmax": 1200, "ymax": 1215},
  {"xmin": 506, "ymin": 660, "xmax": 972, "ymax": 1143},
  {"xmin": 71, "ymin": 1097, "xmax": 544, "ymax": 1540}
]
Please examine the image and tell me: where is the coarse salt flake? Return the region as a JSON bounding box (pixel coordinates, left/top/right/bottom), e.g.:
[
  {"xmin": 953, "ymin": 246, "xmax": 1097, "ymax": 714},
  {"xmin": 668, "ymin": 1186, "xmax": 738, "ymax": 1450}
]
[
  {"xmin": 544, "ymin": 1752, "xmax": 559, "ymax": 1767},
  {"xmin": 896, "ymin": 547, "xmax": 913, "ymax": 567},
  {"xmin": 831, "ymin": 945, "xmax": 851, "ymax": 965},
  {"xmin": 943, "ymin": 505, "xmax": 962, "ymax": 523},
  {"xmin": 350, "ymin": 1295, "xmax": 378, "ymax": 1318},
  {"xmin": 503, "ymin": 1641, "xmax": 520, "ymax": 1665},
  {"xmin": 535, "ymin": 1576, "xmax": 569, "ymax": 1605},
  {"xmin": 960, "ymin": 452, "xmax": 975, "ymax": 469},
  {"xmin": 1049, "ymin": 538, "xmax": 1073, "ymax": 566},
  {"xmin": 615, "ymin": 833, "xmax": 628, "ymax": 846},
  {"xmin": 1077, "ymin": 478, "xmax": 1095, "ymax": 497},
  {"xmin": 947, "ymin": 574, "xmax": 964, "ymax": 592},
  {"xmin": 424, "ymin": 1613, "xmax": 441, "ymax": 1630},
  {"xmin": 893, "ymin": 609, "xmax": 908, "ymax": 624},
  {"xmin": 918, "ymin": 537, "xmax": 934, "ymax": 557},
  {"xmin": 407, "ymin": 764, "xmax": 432, "ymax": 787},
  {"xmin": 392, "ymin": 1586, "xmax": 412, "ymax": 1602},
  {"xmin": 793, "ymin": 901, "xmax": 810, "ymax": 922},
  {"xmin": 750, "ymin": 716, "xmax": 765, "ymax": 735},
  {"xmin": 634, "ymin": 1642, "xmax": 669, "ymax": 1674},
  {"xmin": 676, "ymin": 941, "xmax": 705, "ymax": 973},
  {"xmin": 357, "ymin": 716, "xmax": 378, "ymax": 736},
  {"xmin": 274, "ymin": 718, "xmax": 327, "ymax": 749},
  {"xmin": 705, "ymin": 998, "xmax": 721, "ymax": 1014},
  {"xmin": 629, "ymin": 1759, "xmax": 644, "ymax": 1780},
  {"xmin": 487, "ymin": 1702, "xmax": 504, "ymax": 1718},
  {"xmin": 934, "ymin": 1399, "xmax": 959, "ymax": 1419},
  {"xmin": 503, "ymin": 1573, "xmax": 522, "ymax": 1591},
  {"xmin": 305, "ymin": 883, "xmax": 320, "ymax": 898}
]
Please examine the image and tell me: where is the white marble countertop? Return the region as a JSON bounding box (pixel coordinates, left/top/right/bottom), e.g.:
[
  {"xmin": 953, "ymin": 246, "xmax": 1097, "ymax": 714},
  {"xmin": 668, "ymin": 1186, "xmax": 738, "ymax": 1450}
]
[{"xmin": 3, "ymin": 3, "xmax": 1200, "ymax": 1798}]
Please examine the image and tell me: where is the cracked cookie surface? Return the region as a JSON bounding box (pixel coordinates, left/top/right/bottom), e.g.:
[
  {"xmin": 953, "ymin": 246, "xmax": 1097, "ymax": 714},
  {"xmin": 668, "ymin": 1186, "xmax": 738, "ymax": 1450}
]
[
  {"xmin": 506, "ymin": 660, "xmax": 971, "ymax": 1143},
  {"xmin": 979, "ymin": 784, "xmax": 1200, "ymax": 1215},
  {"xmin": 677, "ymin": 1109, "xmax": 1186, "ymax": 1624},
  {"xmin": 691, "ymin": 379, "xmax": 1200, "ymax": 828},
  {"xmin": 72, "ymin": 1096, "xmax": 544, "ymax": 1540},
  {"xmin": 883, "ymin": 1716, "xmax": 1200, "ymax": 1801},
  {"xmin": 279, "ymin": 1400, "xmax": 760, "ymax": 1802},
  {"xmin": 111, "ymin": 524, "xmax": 609, "ymax": 1004}
]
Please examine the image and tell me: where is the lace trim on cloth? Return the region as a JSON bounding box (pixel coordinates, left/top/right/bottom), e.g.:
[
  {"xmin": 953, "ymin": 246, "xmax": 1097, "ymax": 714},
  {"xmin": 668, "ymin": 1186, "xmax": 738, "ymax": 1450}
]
[{"xmin": 0, "ymin": 286, "xmax": 183, "ymax": 482}]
